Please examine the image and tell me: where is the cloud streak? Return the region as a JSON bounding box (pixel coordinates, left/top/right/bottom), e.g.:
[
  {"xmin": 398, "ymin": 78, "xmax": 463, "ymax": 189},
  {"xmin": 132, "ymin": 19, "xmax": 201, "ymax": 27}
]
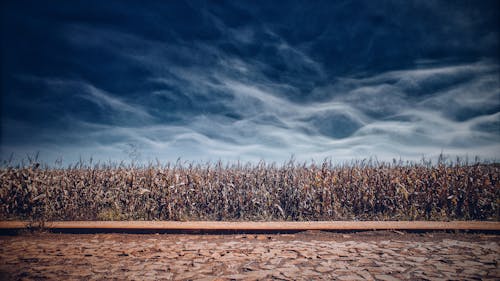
[{"xmin": 1, "ymin": 1, "xmax": 499, "ymax": 165}]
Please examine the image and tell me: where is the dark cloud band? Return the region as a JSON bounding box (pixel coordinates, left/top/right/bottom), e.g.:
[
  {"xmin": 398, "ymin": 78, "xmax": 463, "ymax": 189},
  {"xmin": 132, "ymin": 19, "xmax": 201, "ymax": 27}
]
[{"xmin": 1, "ymin": 1, "xmax": 499, "ymax": 164}]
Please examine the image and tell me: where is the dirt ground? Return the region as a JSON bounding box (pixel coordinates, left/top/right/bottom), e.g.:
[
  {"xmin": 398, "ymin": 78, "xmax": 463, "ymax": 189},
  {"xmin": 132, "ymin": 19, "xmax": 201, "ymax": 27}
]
[{"xmin": 0, "ymin": 231, "xmax": 498, "ymax": 280}]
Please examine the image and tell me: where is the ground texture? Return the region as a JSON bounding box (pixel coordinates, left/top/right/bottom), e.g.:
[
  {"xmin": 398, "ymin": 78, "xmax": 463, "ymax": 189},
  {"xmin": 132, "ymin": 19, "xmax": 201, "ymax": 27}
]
[{"xmin": 0, "ymin": 231, "xmax": 498, "ymax": 280}]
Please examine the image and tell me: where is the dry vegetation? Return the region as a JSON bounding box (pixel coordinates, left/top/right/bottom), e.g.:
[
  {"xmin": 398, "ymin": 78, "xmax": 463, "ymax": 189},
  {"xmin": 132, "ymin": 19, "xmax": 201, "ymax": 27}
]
[{"xmin": 0, "ymin": 159, "xmax": 498, "ymax": 222}]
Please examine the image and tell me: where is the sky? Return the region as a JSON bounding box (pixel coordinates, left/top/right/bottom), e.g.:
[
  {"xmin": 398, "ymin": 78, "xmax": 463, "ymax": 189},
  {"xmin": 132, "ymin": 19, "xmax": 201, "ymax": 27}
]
[{"xmin": 1, "ymin": 0, "xmax": 499, "ymax": 165}]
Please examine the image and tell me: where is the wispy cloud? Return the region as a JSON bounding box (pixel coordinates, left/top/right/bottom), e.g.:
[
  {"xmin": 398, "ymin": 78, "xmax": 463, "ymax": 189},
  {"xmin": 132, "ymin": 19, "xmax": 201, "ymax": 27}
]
[
  {"xmin": 81, "ymin": 84, "xmax": 153, "ymax": 119},
  {"xmin": 2, "ymin": 2, "xmax": 499, "ymax": 165}
]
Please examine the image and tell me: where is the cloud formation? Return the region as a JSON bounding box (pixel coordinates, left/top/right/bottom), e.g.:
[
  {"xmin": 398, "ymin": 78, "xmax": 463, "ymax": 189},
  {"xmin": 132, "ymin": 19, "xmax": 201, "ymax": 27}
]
[{"xmin": 1, "ymin": 1, "xmax": 499, "ymax": 165}]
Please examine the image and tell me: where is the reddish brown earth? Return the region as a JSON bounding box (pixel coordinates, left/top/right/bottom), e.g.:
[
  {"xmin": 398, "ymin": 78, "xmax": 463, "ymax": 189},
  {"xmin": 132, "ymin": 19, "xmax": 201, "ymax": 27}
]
[
  {"xmin": 0, "ymin": 231, "xmax": 498, "ymax": 280},
  {"xmin": 1, "ymin": 220, "xmax": 499, "ymax": 231}
]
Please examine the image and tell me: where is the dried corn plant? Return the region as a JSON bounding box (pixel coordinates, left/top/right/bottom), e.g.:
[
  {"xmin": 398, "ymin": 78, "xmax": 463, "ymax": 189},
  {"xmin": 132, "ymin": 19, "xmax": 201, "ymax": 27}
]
[{"xmin": 0, "ymin": 159, "xmax": 498, "ymax": 221}]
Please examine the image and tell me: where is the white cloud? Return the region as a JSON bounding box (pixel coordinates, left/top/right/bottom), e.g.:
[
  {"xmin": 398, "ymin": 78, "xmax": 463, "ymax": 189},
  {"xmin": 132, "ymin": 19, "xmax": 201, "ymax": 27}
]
[
  {"xmin": 3, "ymin": 23, "xmax": 499, "ymax": 165},
  {"xmin": 82, "ymin": 84, "xmax": 153, "ymax": 119}
]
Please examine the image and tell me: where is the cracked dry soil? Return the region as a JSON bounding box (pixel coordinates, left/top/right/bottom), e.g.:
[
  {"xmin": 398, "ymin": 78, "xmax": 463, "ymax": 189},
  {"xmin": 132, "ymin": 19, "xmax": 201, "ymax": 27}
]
[{"xmin": 0, "ymin": 231, "xmax": 498, "ymax": 280}]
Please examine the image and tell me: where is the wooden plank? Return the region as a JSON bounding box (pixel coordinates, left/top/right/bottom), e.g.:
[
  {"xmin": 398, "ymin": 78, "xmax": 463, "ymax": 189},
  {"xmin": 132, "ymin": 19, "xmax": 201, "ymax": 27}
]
[{"xmin": 0, "ymin": 221, "xmax": 499, "ymax": 231}]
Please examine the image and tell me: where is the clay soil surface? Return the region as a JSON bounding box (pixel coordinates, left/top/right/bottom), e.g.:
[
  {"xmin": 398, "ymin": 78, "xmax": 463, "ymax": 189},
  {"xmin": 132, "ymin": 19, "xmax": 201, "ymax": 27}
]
[{"xmin": 0, "ymin": 231, "xmax": 498, "ymax": 280}]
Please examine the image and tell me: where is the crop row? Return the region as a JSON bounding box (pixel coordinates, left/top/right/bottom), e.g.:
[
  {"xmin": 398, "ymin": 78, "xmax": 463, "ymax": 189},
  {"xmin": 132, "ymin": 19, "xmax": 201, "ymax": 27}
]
[{"xmin": 0, "ymin": 160, "xmax": 498, "ymax": 221}]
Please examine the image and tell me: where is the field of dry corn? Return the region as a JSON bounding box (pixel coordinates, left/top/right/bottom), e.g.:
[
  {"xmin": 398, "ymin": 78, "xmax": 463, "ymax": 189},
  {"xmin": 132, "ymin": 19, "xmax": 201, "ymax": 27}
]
[{"xmin": 0, "ymin": 160, "xmax": 498, "ymax": 221}]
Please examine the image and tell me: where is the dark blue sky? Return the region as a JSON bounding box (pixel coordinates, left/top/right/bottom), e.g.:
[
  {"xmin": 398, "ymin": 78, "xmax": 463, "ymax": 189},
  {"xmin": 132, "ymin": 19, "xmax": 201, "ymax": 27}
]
[{"xmin": 1, "ymin": 0, "xmax": 499, "ymax": 164}]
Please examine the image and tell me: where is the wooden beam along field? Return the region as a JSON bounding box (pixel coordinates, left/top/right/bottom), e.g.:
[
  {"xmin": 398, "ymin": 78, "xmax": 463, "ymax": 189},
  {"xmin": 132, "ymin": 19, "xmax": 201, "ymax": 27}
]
[{"xmin": 0, "ymin": 221, "xmax": 499, "ymax": 232}]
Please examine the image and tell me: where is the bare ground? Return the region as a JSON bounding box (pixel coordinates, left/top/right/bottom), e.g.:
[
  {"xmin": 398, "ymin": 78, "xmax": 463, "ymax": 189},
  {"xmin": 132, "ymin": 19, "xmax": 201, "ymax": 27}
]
[{"xmin": 0, "ymin": 231, "xmax": 498, "ymax": 280}]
